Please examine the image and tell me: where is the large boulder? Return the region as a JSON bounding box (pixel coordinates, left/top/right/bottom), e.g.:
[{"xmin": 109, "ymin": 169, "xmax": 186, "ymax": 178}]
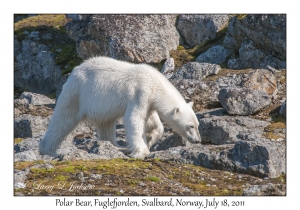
[
  {"xmin": 243, "ymin": 183, "xmax": 286, "ymax": 196},
  {"xmin": 177, "ymin": 15, "xmax": 230, "ymax": 48},
  {"xmin": 66, "ymin": 15, "xmax": 180, "ymax": 63},
  {"xmin": 171, "ymin": 79, "xmax": 221, "ymax": 111},
  {"xmin": 14, "ymin": 39, "xmax": 62, "ymax": 95},
  {"xmin": 218, "ymin": 87, "xmax": 271, "ymax": 115},
  {"xmin": 149, "ymin": 138, "xmax": 285, "ymax": 178},
  {"xmin": 173, "ymin": 62, "xmax": 220, "ymax": 80},
  {"xmin": 195, "ymin": 45, "xmax": 233, "ymax": 65},
  {"xmin": 19, "ymin": 92, "xmax": 55, "ymax": 106},
  {"xmin": 14, "ymin": 114, "xmax": 50, "ymax": 138},
  {"xmin": 198, "ymin": 110, "xmax": 270, "ymax": 144},
  {"xmin": 225, "ymin": 15, "xmax": 286, "ymax": 70},
  {"xmin": 242, "ymin": 69, "xmax": 277, "ymax": 95}
]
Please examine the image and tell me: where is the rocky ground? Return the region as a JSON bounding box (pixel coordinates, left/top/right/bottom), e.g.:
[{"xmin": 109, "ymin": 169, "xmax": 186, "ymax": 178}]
[{"xmin": 14, "ymin": 14, "xmax": 286, "ymax": 196}]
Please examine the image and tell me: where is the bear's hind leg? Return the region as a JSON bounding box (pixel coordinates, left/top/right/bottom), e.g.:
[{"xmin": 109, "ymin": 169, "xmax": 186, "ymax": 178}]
[{"xmin": 145, "ymin": 111, "xmax": 164, "ymax": 148}]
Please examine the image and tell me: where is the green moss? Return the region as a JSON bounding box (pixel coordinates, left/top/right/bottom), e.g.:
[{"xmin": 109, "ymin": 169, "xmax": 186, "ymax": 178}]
[
  {"xmin": 177, "ymin": 46, "xmax": 185, "ymax": 50},
  {"xmin": 30, "ymin": 168, "xmax": 55, "ymax": 174},
  {"xmin": 14, "ymin": 138, "xmax": 24, "ymax": 144},
  {"xmin": 54, "ymin": 175, "xmax": 68, "ymax": 181},
  {"xmin": 61, "ymin": 166, "xmax": 75, "ymax": 173},
  {"xmin": 14, "ymin": 161, "xmax": 35, "ymax": 170},
  {"xmin": 46, "ymin": 92, "xmax": 56, "ymax": 100},
  {"xmin": 170, "ymin": 24, "xmax": 228, "ymax": 69},
  {"xmin": 75, "ymin": 165, "xmax": 88, "ymax": 171},
  {"xmin": 115, "ymin": 191, "xmax": 122, "ymax": 196},
  {"xmin": 147, "ymin": 176, "xmax": 160, "ymax": 182},
  {"xmin": 34, "ymin": 160, "xmax": 45, "ymax": 165},
  {"xmin": 236, "ymin": 14, "xmax": 248, "ymax": 19},
  {"xmin": 273, "ymin": 116, "xmax": 286, "ymax": 123},
  {"xmin": 127, "ymin": 179, "xmax": 140, "ymax": 185},
  {"xmin": 14, "ymin": 14, "xmax": 69, "ymax": 30}
]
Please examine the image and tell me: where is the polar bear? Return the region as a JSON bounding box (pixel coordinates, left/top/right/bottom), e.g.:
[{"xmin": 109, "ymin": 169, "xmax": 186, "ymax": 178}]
[{"xmin": 39, "ymin": 56, "xmax": 201, "ymax": 158}]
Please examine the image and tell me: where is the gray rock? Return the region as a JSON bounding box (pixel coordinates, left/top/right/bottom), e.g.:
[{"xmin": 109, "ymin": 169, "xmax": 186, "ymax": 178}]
[
  {"xmin": 279, "ymin": 100, "xmax": 286, "ymax": 118},
  {"xmin": 14, "ymin": 137, "xmax": 40, "ymax": 153},
  {"xmin": 14, "ymin": 114, "xmax": 50, "ymax": 138},
  {"xmin": 20, "ymin": 92, "xmax": 55, "ymax": 106},
  {"xmin": 149, "ymin": 138, "xmax": 285, "ymax": 178},
  {"xmin": 218, "ymin": 87, "xmax": 271, "ymax": 115},
  {"xmin": 15, "ymin": 150, "xmax": 37, "ymax": 162},
  {"xmin": 198, "ymin": 113, "xmax": 270, "ymax": 144},
  {"xmin": 14, "ymin": 168, "xmax": 30, "ymax": 186},
  {"xmin": 216, "ymin": 73, "xmax": 249, "ymax": 89},
  {"xmin": 161, "ymin": 58, "xmax": 175, "ymax": 79},
  {"xmin": 14, "ymin": 39, "xmax": 62, "ymax": 95},
  {"xmin": 66, "ymin": 140, "xmax": 128, "ymax": 160},
  {"xmin": 171, "ymin": 79, "xmax": 221, "ymax": 112},
  {"xmin": 151, "ymin": 133, "xmax": 189, "ymax": 152},
  {"xmin": 173, "ymin": 62, "xmax": 220, "ymax": 80},
  {"xmin": 196, "ymin": 45, "xmax": 233, "ymax": 65},
  {"xmin": 225, "ymin": 15, "xmax": 286, "ymax": 70},
  {"xmin": 216, "ymin": 68, "xmax": 277, "ymax": 96},
  {"xmin": 243, "ymin": 183, "xmax": 286, "ymax": 196},
  {"xmin": 242, "ymin": 69, "xmax": 277, "ymax": 95},
  {"xmin": 90, "ymin": 174, "xmax": 103, "ymax": 180},
  {"xmin": 14, "ymin": 182, "xmax": 26, "ymax": 189},
  {"xmin": 66, "ymin": 15, "xmax": 179, "ymax": 63},
  {"xmin": 222, "ymin": 33, "xmax": 236, "ymax": 49},
  {"xmin": 76, "ymin": 140, "xmax": 127, "ymax": 157},
  {"xmin": 177, "ymin": 15, "xmax": 230, "ymax": 48},
  {"xmin": 227, "ymin": 39, "xmax": 284, "ymax": 70}
]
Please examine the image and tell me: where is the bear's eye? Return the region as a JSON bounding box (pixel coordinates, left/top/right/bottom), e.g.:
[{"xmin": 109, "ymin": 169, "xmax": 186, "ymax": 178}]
[{"xmin": 189, "ymin": 125, "xmax": 194, "ymax": 129}]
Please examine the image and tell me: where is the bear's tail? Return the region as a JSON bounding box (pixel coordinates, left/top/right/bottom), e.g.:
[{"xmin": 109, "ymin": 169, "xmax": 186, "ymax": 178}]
[{"xmin": 39, "ymin": 77, "xmax": 80, "ymax": 156}]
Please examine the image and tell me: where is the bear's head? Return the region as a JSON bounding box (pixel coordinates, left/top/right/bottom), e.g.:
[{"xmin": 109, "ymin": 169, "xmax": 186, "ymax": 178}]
[{"xmin": 168, "ymin": 101, "xmax": 201, "ymax": 144}]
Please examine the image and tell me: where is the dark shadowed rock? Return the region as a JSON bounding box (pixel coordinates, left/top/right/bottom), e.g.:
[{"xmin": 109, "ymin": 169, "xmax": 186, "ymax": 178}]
[
  {"xmin": 150, "ymin": 133, "xmax": 188, "ymax": 152},
  {"xmin": 173, "ymin": 62, "xmax": 220, "ymax": 80},
  {"xmin": 66, "ymin": 14, "xmax": 179, "ymax": 63},
  {"xmin": 279, "ymin": 100, "xmax": 286, "ymax": 118},
  {"xmin": 177, "ymin": 15, "xmax": 230, "ymax": 48},
  {"xmin": 218, "ymin": 87, "xmax": 271, "ymax": 115},
  {"xmin": 196, "ymin": 45, "xmax": 233, "ymax": 65}
]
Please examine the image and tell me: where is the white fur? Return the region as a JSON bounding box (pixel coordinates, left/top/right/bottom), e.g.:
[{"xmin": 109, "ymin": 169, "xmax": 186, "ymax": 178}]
[
  {"xmin": 145, "ymin": 110, "xmax": 164, "ymax": 148},
  {"xmin": 39, "ymin": 56, "xmax": 200, "ymax": 158}
]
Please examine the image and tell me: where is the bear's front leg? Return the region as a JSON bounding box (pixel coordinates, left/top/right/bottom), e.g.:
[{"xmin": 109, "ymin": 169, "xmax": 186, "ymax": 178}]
[{"xmin": 123, "ymin": 107, "xmax": 150, "ymax": 159}]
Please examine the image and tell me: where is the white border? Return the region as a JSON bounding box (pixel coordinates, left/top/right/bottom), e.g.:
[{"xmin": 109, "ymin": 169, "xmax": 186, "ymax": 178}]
[{"xmin": 3, "ymin": 0, "xmax": 298, "ymax": 209}]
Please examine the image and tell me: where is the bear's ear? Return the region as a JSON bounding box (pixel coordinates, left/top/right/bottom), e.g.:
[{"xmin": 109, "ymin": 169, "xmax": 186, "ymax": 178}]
[
  {"xmin": 188, "ymin": 101, "xmax": 194, "ymax": 108},
  {"xmin": 174, "ymin": 107, "xmax": 180, "ymax": 115}
]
